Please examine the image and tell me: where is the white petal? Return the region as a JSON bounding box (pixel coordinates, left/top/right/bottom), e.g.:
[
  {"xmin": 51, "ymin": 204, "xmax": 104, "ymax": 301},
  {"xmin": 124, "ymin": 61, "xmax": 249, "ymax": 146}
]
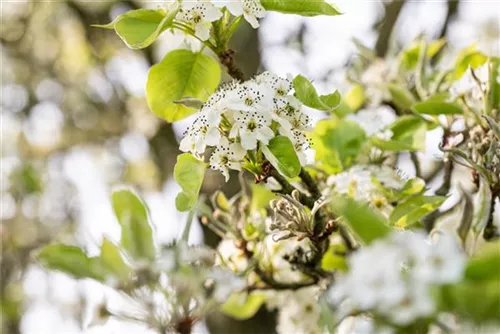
[
  {"xmin": 244, "ymin": 12, "xmax": 260, "ymax": 28},
  {"xmin": 229, "ymin": 124, "xmax": 240, "ymax": 138},
  {"xmin": 256, "ymin": 127, "xmax": 274, "ymax": 143},
  {"xmin": 204, "ymin": 4, "xmax": 223, "ymax": 21},
  {"xmin": 240, "ymin": 132, "xmax": 257, "ymax": 150},
  {"xmin": 224, "ymin": 2, "xmax": 244, "ymax": 16},
  {"xmin": 179, "ymin": 136, "xmax": 193, "ymax": 152},
  {"xmin": 205, "ymin": 127, "xmax": 221, "ymax": 146},
  {"xmin": 230, "ymin": 143, "xmax": 247, "ymax": 159},
  {"xmin": 195, "ymin": 22, "xmax": 211, "ymax": 41}
]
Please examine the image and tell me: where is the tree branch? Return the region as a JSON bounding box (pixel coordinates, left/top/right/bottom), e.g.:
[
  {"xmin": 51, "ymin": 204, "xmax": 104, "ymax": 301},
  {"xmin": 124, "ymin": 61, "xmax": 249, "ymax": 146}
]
[{"xmin": 375, "ymin": 0, "xmax": 406, "ymax": 58}]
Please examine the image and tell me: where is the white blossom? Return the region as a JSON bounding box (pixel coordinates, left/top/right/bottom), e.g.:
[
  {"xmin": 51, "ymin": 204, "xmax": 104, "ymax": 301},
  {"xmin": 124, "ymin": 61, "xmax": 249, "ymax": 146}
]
[
  {"xmin": 229, "ymin": 110, "xmax": 274, "ymax": 150},
  {"xmin": 179, "ymin": 111, "xmax": 221, "ymax": 154},
  {"xmin": 207, "ymin": 267, "xmax": 246, "ymax": 302},
  {"xmin": 226, "ymin": 81, "xmax": 273, "ymax": 112},
  {"xmin": 346, "ymin": 106, "xmax": 396, "ymax": 137},
  {"xmin": 217, "ymin": 0, "xmax": 266, "ymax": 28},
  {"xmin": 276, "ymin": 287, "xmax": 321, "ymax": 334},
  {"xmin": 176, "ymin": 0, "xmax": 223, "ymax": 41},
  {"xmin": 209, "ymin": 137, "xmax": 246, "ymax": 181},
  {"xmin": 179, "ymin": 72, "xmax": 312, "ymax": 181},
  {"xmin": 328, "ymin": 231, "xmax": 466, "ymax": 327}
]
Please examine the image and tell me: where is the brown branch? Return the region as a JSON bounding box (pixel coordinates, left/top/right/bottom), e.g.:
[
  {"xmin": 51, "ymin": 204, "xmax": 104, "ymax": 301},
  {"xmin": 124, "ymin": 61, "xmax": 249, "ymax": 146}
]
[
  {"xmin": 218, "ymin": 49, "xmax": 245, "ymax": 81},
  {"xmin": 375, "ymin": 0, "xmax": 406, "ymax": 58}
]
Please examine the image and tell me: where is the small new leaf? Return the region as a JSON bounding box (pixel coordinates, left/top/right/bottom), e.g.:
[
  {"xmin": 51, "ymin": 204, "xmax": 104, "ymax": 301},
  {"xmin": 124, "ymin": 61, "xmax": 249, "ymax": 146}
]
[
  {"xmin": 331, "ymin": 195, "xmax": 392, "ymax": 244},
  {"xmin": 38, "ymin": 244, "xmax": 106, "ymax": 281},
  {"xmin": 293, "ymin": 75, "xmax": 339, "ymax": 111},
  {"xmin": 111, "ymin": 188, "xmax": 156, "ymax": 261},
  {"xmin": 147, "ymin": 50, "xmax": 221, "ymax": 122},
  {"xmin": 260, "ymin": 0, "xmax": 342, "ymax": 16},
  {"xmin": 221, "ymin": 292, "xmax": 267, "ymax": 320},
  {"xmin": 174, "ymin": 153, "xmax": 207, "ymax": 212},
  {"xmin": 262, "ymin": 136, "xmax": 301, "ymax": 178}
]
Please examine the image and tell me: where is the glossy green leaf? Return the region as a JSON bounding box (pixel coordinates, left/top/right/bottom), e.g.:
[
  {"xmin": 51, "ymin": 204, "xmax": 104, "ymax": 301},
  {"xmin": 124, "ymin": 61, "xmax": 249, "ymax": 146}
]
[
  {"xmin": 250, "ymin": 184, "xmax": 277, "ymax": 212},
  {"xmin": 438, "ymin": 280, "xmax": 500, "ymax": 324},
  {"xmin": 260, "ymin": 0, "xmax": 342, "ymax": 16},
  {"xmin": 331, "ymin": 195, "xmax": 392, "ymax": 244},
  {"xmin": 465, "ymin": 241, "xmax": 500, "ymax": 282},
  {"xmin": 372, "ymin": 116, "xmax": 427, "ymax": 151},
  {"xmin": 321, "ymin": 244, "xmax": 347, "ymax": 271},
  {"xmin": 221, "ymin": 292, "xmax": 267, "ymax": 320},
  {"xmin": 320, "ymin": 91, "xmax": 342, "ymax": 110},
  {"xmin": 312, "ymin": 119, "xmax": 366, "ymax": 173},
  {"xmin": 489, "ymin": 57, "xmax": 500, "ymax": 109},
  {"xmin": 399, "ymin": 178, "xmax": 426, "ymax": 197},
  {"xmin": 389, "ymin": 195, "xmax": 445, "ymax": 228},
  {"xmin": 174, "ymin": 153, "xmax": 207, "ymax": 212},
  {"xmin": 412, "ymin": 100, "xmax": 463, "ymax": 115},
  {"xmin": 94, "ymin": 9, "xmax": 176, "ymax": 49},
  {"xmin": 344, "ymin": 84, "xmax": 365, "ymax": 111},
  {"xmin": 401, "ymin": 39, "xmax": 446, "ymax": 69},
  {"xmin": 454, "ymin": 46, "xmax": 488, "ymax": 79},
  {"xmin": 262, "ymin": 136, "xmax": 301, "ymax": 178},
  {"xmin": 100, "ymin": 238, "xmax": 131, "ymax": 281},
  {"xmin": 146, "ymin": 50, "xmax": 221, "ymax": 122},
  {"xmin": 111, "ymin": 188, "xmax": 156, "ymax": 261},
  {"xmin": 388, "ymin": 84, "xmax": 416, "ymax": 111},
  {"xmin": 38, "ymin": 244, "xmax": 106, "ymax": 281},
  {"xmin": 293, "ymin": 75, "xmax": 338, "ymax": 111},
  {"xmin": 472, "ymin": 177, "xmax": 493, "ymax": 235}
]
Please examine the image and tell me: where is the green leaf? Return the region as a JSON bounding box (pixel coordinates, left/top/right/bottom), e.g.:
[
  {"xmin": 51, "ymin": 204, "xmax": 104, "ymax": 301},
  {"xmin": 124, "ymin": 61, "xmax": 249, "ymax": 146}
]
[
  {"xmin": 262, "ymin": 136, "xmax": 301, "ymax": 178},
  {"xmin": 372, "ymin": 116, "xmax": 427, "ymax": 151},
  {"xmin": 472, "ymin": 177, "xmax": 493, "ymax": 235},
  {"xmin": 389, "ymin": 195, "xmax": 445, "ymax": 228},
  {"xmin": 454, "ymin": 45, "xmax": 488, "ymax": 79},
  {"xmin": 312, "ymin": 119, "xmax": 366, "ymax": 173},
  {"xmin": 465, "ymin": 241, "xmax": 500, "ymax": 282},
  {"xmin": 146, "ymin": 49, "xmax": 221, "ymax": 122},
  {"xmin": 489, "ymin": 57, "xmax": 500, "ymax": 110},
  {"xmin": 437, "ymin": 280, "xmax": 500, "ymax": 324},
  {"xmin": 321, "ymin": 244, "xmax": 347, "ymax": 272},
  {"xmin": 111, "ymin": 188, "xmax": 156, "ymax": 261},
  {"xmin": 344, "ymin": 84, "xmax": 365, "ymax": 111},
  {"xmin": 174, "ymin": 153, "xmax": 207, "ymax": 212},
  {"xmin": 320, "ymin": 91, "xmax": 341, "ymax": 110},
  {"xmin": 399, "ymin": 178, "xmax": 426, "ymax": 197},
  {"xmin": 95, "ymin": 9, "xmax": 176, "ymax": 49},
  {"xmin": 100, "ymin": 238, "xmax": 131, "ymax": 281},
  {"xmin": 38, "ymin": 244, "xmax": 106, "ymax": 281},
  {"xmin": 401, "ymin": 39, "xmax": 446, "ymax": 70},
  {"xmin": 388, "ymin": 84, "xmax": 416, "ymax": 111},
  {"xmin": 331, "ymin": 195, "xmax": 392, "ymax": 244},
  {"xmin": 412, "ymin": 100, "xmax": 463, "ymax": 115},
  {"xmin": 293, "ymin": 75, "xmax": 338, "ymax": 111},
  {"xmin": 221, "ymin": 292, "xmax": 267, "ymax": 320},
  {"xmin": 261, "ymin": 0, "xmax": 342, "ymax": 16},
  {"xmin": 250, "ymin": 184, "xmax": 277, "ymax": 212}
]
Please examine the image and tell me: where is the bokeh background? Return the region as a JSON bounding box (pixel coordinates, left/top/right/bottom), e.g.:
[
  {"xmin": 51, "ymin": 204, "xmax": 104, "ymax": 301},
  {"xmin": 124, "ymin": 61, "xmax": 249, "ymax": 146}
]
[{"xmin": 1, "ymin": 0, "xmax": 499, "ymax": 333}]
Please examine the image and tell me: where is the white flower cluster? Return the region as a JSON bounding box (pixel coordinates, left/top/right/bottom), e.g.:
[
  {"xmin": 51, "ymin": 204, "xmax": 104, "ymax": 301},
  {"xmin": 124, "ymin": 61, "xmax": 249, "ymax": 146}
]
[
  {"xmin": 169, "ymin": 0, "xmax": 266, "ymax": 41},
  {"xmin": 326, "ymin": 165, "xmax": 405, "ymax": 215},
  {"xmin": 329, "ymin": 231, "xmax": 466, "ymax": 326},
  {"xmin": 180, "ymin": 72, "xmax": 312, "ymax": 180},
  {"xmin": 360, "ymin": 59, "xmax": 396, "ymax": 105},
  {"xmin": 273, "ymin": 287, "xmax": 322, "ymax": 334},
  {"xmin": 346, "ymin": 106, "xmax": 396, "ymax": 139}
]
